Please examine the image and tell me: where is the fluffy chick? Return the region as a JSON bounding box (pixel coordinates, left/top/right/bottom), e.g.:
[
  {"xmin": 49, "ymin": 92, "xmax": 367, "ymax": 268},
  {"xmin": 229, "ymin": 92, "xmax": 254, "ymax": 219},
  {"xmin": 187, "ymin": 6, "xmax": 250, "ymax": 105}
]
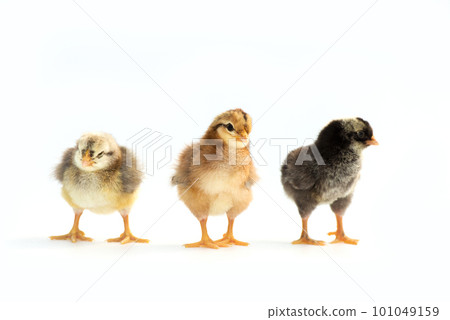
[
  {"xmin": 281, "ymin": 118, "xmax": 378, "ymax": 245},
  {"xmin": 50, "ymin": 132, "xmax": 148, "ymax": 244},
  {"xmin": 172, "ymin": 109, "xmax": 258, "ymax": 249}
]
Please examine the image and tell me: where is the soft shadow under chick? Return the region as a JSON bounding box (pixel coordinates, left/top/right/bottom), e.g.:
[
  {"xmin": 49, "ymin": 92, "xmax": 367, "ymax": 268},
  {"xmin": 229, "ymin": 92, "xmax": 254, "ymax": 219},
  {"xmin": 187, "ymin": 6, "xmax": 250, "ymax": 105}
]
[
  {"xmin": 172, "ymin": 109, "xmax": 258, "ymax": 249},
  {"xmin": 50, "ymin": 132, "xmax": 148, "ymax": 244},
  {"xmin": 281, "ymin": 118, "xmax": 378, "ymax": 245}
]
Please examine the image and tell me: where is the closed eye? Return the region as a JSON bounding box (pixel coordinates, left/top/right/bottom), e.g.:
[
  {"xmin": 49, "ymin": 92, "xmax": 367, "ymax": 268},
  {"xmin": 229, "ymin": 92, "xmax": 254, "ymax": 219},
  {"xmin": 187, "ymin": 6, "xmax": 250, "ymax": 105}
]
[{"xmin": 97, "ymin": 151, "xmax": 104, "ymax": 159}]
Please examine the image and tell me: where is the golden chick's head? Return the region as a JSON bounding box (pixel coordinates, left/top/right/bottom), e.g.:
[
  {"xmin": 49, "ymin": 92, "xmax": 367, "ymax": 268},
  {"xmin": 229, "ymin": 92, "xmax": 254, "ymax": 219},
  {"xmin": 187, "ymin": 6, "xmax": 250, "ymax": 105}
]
[
  {"xmin": 207, "ymin": 108, "xmax": 252, "ymax": 149},
  {"xmin": 73, "ymin": 132, "xmax": 121, "ymax": 172}
]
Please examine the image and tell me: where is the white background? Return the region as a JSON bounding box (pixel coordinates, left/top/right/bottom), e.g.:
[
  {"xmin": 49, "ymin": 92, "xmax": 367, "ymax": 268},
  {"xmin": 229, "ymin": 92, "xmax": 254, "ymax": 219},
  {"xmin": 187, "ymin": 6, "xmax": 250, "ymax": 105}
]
[{"xmin": 1, "ymin": 0, "xmax": 449, "ymax": 319}]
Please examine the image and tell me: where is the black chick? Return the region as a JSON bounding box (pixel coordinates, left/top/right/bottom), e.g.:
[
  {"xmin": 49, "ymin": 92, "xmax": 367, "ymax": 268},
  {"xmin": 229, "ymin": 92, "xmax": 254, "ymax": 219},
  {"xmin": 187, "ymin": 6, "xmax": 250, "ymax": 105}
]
[{"xmin": 281, "ymin": 118, "xmax": 378, "ymax": 245}]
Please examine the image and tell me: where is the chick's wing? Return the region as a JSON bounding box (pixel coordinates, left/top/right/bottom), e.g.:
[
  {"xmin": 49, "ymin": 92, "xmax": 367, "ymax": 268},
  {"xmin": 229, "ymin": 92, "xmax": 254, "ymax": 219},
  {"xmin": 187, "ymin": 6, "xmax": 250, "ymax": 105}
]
[
  {"xmin": 119, "ymin": 147, "xmax": 144, "ymax": 193},
  {"xmin": 54, "ymin": 147, "xmax": 76, "ymax": 182},
  {"xmin": 282, "ymin": 147, "xmax": 318, "ymax": 191}
]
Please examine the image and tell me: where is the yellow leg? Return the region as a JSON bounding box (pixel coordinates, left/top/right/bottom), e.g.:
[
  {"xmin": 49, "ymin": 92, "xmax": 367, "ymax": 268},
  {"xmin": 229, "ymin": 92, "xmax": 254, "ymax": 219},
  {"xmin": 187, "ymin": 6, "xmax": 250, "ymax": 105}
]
[
  {"xmin": 107, "ymin": 214, "xmax": 149, "ymax": 244},
  {"xmin": 328, "ymin": 214, "xmax": 359, "ymax": 245},
  {"xmin": 214, "ymin": 217, "xmax": 249, "ymax": 246},
  {"xmin": 185, "ymin": 218, "xmax": 228, "ymax": 249},
  {"xmin": 292, "ymin": 217, "xmax": 325, "ymax": 246},
  {"xmin": 50, "ymin": 211, "xmax": 93, "ymax": 243}
]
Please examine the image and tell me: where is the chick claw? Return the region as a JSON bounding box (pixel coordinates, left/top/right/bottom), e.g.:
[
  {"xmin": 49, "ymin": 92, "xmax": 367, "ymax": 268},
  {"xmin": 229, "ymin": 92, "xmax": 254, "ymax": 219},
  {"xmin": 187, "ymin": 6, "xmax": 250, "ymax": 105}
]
[
  {"xmin": 50, "ymin": 230, "xmax": 93, "ymax": 243},
  {"xmin": 214, "ymin": 235, "xmax": 249, "ymax": 246},
  {"xmin": 328, "ymin": 231, "xmax": 359, "ymax": 245},
  {"xmin": 184, "ymin": 239, "xmax": 229, "ymax": 249},
  {"xmin": 107, "ymin": 232, "xmax": 149, "ymax": 244},
  {"xmin": 292, "ymin": 237, "xmax": 326, "ymax": 246}
]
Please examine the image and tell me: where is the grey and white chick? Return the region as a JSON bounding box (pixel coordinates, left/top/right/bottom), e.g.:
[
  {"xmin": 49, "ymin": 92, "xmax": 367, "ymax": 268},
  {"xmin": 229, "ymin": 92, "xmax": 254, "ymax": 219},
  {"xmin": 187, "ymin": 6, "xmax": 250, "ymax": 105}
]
[
  {"xmin": 281, "ymin": 118, "xmax": 378, "ymax": 245},
  {"xmin": 50, "ymin": 132, "xmax": 148, "ymax": 244}
]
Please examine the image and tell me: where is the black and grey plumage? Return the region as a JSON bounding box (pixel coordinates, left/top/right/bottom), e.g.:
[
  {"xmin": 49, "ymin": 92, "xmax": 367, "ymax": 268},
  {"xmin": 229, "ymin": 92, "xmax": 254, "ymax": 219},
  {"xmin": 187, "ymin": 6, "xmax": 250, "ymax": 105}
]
[
  {"xmin": 50, "ymin": 132, "xmax": 148, "ymax": 244},
  {"xmin": 281, "ymin": 118, "xmax": 378, "ymax": 245}
]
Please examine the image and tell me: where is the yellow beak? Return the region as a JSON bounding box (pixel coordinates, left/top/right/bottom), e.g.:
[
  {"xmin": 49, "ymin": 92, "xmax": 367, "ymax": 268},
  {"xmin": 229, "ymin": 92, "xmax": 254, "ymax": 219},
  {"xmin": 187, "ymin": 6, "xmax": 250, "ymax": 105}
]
[
  {"xmin": 82, "ymin": 150, "xmax": 94, "ymax": 167},
  {"xmin": 366, "ymin": 136, "xmax": 379, "ymax": 146}
]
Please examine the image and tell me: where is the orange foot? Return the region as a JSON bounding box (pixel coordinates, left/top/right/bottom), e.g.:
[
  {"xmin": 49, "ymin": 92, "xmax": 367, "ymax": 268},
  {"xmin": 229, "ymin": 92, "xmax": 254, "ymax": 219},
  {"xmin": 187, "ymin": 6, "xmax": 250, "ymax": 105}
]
[
  {"xmin": 214, "ymin": 235, "xmax": 249, "ymax": 246},
  {"xmin": 50, "ymin": 230, "xmax": 93, "ymax": 243},
  {"xmin": 184, "ymin": 239, "xmax": 230, "ymax": 249},
  {"xmin": 107, "ymin": 232, "xmax": 149, "ymax": 244},
  {"xmin": 292, "ymin": 236, "xmax": 326, "ymax": 246},
  {"xmin": 328, "ymin": 232, "xmax": 359, "ymax": 245}
]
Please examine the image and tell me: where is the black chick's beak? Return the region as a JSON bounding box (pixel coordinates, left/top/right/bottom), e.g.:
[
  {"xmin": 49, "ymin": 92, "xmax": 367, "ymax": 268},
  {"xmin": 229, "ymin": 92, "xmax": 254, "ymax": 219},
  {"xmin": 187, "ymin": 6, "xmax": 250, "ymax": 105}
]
[{"xmin": 365, "ymin": 136, "xmax": 379, "ymax": 146}]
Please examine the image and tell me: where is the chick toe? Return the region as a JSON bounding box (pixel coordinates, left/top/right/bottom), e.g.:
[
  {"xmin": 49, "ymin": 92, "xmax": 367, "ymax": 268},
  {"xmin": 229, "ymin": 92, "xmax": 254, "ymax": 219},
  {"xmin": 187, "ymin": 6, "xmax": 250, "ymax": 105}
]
[
  {"xmin": 184, "ymin": 218, "xmax": 230, "ymax": 249},
  {"xmin": 184, "ymin": 239, "xmax": 221, "ymax": 249},
  {"xmin": 214, "ymin": 217, "xmax": 249, "ymax": 246},
  {"xmin": 292, "ymin": 237, "xmax": 326, "ymax": 246},
  {"xmin": 107, "ymin": 232, "xmax": 149, "ymax": 244},
  {"xmin": 328, "ymin": 214, "xmax": 359, "ymax": 245},
  {"xmin": 50, "ymin": 230, "xmax": 93, "ymax": 243},
  {"xmin": 214, "ymin": 235, "xmax": 249, "ymax": 246},
  {"xmin": 328, "ymin": 232, "xmax": 359, "ymax": 245}
]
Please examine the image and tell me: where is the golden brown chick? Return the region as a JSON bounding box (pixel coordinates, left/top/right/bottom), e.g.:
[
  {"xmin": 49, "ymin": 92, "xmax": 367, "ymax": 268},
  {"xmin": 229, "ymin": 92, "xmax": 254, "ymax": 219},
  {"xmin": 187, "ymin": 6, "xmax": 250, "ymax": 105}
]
[
  {"xmin": 50, "ymin": 132, "xmax": 148, "ymax": 244},
  {"xmin": 172, "ymin": 109, "xmax": 258, "ymax": 249}
]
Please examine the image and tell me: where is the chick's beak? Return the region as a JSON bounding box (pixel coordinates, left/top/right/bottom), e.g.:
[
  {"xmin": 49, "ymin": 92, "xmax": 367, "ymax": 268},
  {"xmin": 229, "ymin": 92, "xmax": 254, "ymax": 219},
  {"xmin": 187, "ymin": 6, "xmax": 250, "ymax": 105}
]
[
  {"xmin": 82, "ymin": 150, "xmax": 94, "ymax": 167},
  {"xmin": 366, "ymin": 136, "xmax": 379, "ymax": 146},
  {"xmin": 238, "ymin": 132, "xmax": 249, "ymax": 145}
]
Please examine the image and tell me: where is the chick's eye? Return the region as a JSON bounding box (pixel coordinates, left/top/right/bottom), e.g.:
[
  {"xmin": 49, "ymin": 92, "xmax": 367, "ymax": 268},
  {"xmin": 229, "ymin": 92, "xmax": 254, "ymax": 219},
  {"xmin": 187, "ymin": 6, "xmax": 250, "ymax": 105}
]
[
  {"xmin": 97, "ymin": 152, "xmax": 104, "ymax": 159},
  {"xmin": 226, "ymin": 123, "xmax": 234, "ymax": 132},
  {"xmin": 357, "ymin": 131, "xmax": 365, "ymax": 139}
]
